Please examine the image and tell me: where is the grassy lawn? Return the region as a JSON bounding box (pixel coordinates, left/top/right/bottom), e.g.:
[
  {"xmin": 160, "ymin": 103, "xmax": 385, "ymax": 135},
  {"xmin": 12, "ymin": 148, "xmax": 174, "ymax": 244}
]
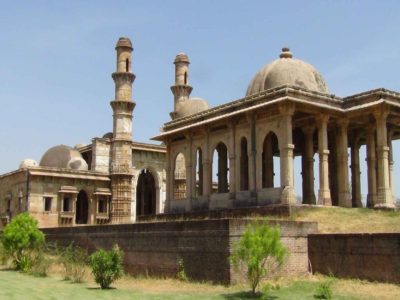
[
  {"xmin": 1, "ymin": 266, "xmax": 400, "ymax": 300},
  {"xmin": 290, "ymin": 206, "xmax": 400, "ymax": 233}
]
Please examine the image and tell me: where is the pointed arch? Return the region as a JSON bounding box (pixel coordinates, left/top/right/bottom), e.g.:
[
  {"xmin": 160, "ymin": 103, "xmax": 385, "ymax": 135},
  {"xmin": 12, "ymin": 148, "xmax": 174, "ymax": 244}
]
[
  {"xmin": 212, "ymin": 142, "xmax": 230, "ymax": 193},
  {"xmin": 262, "ymin": 132, "xmax": 279, "ymax": 188},
  {"xmin": 173, "ymin": 152, "xmax": 187, "ymax": 200}
]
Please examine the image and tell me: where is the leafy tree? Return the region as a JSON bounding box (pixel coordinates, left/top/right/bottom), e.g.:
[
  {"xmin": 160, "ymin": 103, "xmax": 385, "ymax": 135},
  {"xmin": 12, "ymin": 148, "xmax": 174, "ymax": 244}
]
[
  {"xmin": 0, "ymin": 213, "xmax": 45, "ymax": 271},
  {"xmin": 230, "ymin": 219, "xmax": 288, "ymax": 295},
  {"xmin": 89, "ymin": 245, "xmax": 124, "ymax": 289}
]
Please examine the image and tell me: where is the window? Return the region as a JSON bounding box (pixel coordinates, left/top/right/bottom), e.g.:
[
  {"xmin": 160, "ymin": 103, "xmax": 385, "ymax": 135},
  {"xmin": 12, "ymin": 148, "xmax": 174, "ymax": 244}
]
[
  {"xmin": 63, "ymin": 196, "xmax": 72, "ymax": 212},
  {"xmin": 6, "ymin": 199, "xmax": 11, "ymax": 212},
  {"xmin": 44, "ymin": 197, "xmax": 52, "ymax": 212},
  {"xmin": 18, "ymin": 196, "xmax": 23, "ymax": 211},
  {"xmin": 125, "ymin": 58, "xmax": 129, "ymax": 72},
  {"xmin": 98, "ymin": 196, "xmax": 108, "ymax": 213}
]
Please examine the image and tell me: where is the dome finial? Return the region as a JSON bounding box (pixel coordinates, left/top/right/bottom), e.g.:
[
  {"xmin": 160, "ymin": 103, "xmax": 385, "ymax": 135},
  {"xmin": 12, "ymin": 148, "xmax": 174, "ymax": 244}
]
[{"xmin": 280, "ymin": 47, "xmax": 293, "ymax": 59}]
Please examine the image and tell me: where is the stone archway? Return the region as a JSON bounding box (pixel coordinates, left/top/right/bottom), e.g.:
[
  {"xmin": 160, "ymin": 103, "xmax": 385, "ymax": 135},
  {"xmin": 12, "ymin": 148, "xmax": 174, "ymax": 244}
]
[
  {"xmin": 76, "ymin": 190, "xmax": 89, "ymax": 224},
  {"xmin": 136, "ymin": 169, "xmax": 156, "ymax": 216}
]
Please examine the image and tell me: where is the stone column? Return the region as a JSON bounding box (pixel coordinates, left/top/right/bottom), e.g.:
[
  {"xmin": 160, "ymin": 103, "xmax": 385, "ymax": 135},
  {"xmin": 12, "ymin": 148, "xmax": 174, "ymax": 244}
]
[
  {"xmin": 350, "ymin": 138, "xmax": 362, "ymax": 207},
  {"xmin": 302, "ymin": 126, "xmax": 316, "ymax": 204},
  {"xmin": 202, "ymin": 131, "xmax": 211, "ymax": 201},
  {"xmin": 185, "ymin": 133, "xmax": 193, "ymax": 211},
  {"xmin": 337, "ymin": 120, "xmax": 352, "ymax": 207},
  {"xmin": 317, "ymin": 115, "xmax": 332, "ymax": 205},
  {"xmin": 247, "ymin": 113, "xmax": 257, "ymax": 197},
  {"xmin": 388, "ymin": 130, "xmax": 395, "ymax": 200},
  {"xmin": 374, "ymin": 109, "xmax": 394, "ymax": 208},
  {"xmin": 279, "ymin": 104, "xmax": 295, "ymax": 205},
  {"xmin": 366, "ymin": 126, "xmax": 377, "ymax": 207},
  {"xmin": 165, "ymin": 141, "xmax": 172, "ymax": 212},
  {"xmin": 228, "ymin": 122, "xmax": 236, "ymax": 198}
]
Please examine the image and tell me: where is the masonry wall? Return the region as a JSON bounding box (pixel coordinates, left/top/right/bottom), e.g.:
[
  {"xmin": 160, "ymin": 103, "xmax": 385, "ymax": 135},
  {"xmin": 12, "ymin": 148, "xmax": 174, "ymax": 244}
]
[
  {"xmin": 308, "ymin": 233, "xmax": 400, "ymax": 283},
  {"xmin": 43, "ymin": 218, "xmax": 317, "ymax": 284}
]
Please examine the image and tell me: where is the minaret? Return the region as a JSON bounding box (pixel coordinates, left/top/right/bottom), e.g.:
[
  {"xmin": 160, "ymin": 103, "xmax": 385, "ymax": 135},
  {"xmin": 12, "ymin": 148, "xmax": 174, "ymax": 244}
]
[
  {"xmin": 170, "ymin": 53, "xmax": 193, "ymax": 119},
  {"xmin": 110, "ymin": 37, "xmax": 135, "ymax": 224}
]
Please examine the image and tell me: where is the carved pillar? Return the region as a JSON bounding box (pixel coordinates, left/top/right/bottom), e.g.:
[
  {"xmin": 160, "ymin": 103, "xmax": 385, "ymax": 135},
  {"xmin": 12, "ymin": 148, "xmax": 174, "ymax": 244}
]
[
  {"xmin": 374, "ymin": 108, "xmax": 393, "ymax": 208},
  {"xmin": 388, "ymin": 130, "xmax": 395, "ymax": 200},
  {"xmin": 317, "ymin": 115, "xmax": 332, "ymax": 205},
  {"xmin": 279, "ymin": 104, "xmax": 295, "ymax": 205},
  {"xmin": 228, "ymin": 122, "xmax": 236, "ymax": 197},
  {"xmin": 247, "ymin": 113, "xmax": 257, "ymax": 196},
  {"xmin": 350, "ymin": 137, "xmax": 362, "ymax": 207},
  {"xmin": 337, "ymin": 120, "xmax": 351, "ymax": 207},
  {"xmin": 366, "ymin": 126, "xmax": 377, "ymax": 207},
  {"xmin": 202, "ymin": 130, "xmax": 211, "ymax": 201},
  {"xmin": 165, "ymin": 141, "xmax": 172, "ymax": 213},
  {"xmin": 185, "ymin": 134, "xmax": 193, "ymax": 211},
  {"xmin": 302, "ymin": 126, "xmax": 316, "ymax": 204}
]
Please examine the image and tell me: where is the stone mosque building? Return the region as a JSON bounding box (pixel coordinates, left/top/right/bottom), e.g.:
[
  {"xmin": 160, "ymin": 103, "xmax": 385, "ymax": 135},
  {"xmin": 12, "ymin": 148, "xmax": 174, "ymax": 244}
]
[{"xmin": 1, "ymin": 37, "xmax": 399, "ymax": 228}]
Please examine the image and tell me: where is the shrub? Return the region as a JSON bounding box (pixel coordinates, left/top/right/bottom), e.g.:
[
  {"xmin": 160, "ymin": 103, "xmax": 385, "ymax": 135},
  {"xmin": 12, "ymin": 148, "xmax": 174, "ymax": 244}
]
[
  {"xmin": 314, "ymin": 277, "xmax": 334, "ymax": 299},
  {"xmin": 89, "ymin": 245, "xmax": 124, "ymax": 289},
  {"xmin": 30, "ymin": 251, "xmax": 51, "ymax": 277},
  {"xmin": 176, "ymin": 256, "xmax": 188, "ymax": 281},
  {"xmin": 0, "ymin": 213, "xmax": 44, "ymax": 272},
  {"xmin": 230, "ymin": 219, "xmax": 288, "ymax": 295},
  {"xmin": 59, "ymin": 244, "xmax": 88, "ymax": 282}
]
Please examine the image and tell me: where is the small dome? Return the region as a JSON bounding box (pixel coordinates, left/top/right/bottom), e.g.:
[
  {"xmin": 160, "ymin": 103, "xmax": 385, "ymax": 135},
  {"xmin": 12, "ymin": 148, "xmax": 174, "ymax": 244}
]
[
  {"xmin": 175, "ymin": 97, "xmax": 210, "ymax": 118},
  {"xmin": 102, "ymin": 132, "xmax": 113, "ymax": 139},
  {"xmin": 246, "ymin": 48, "xmax": 329, "ymax": 96},
  {"xmin": 19, "ymin": 159, "xmax": 38, "ymax": 169},
  {"xmin": 174, "ymin": 53, "xmax": 190, "ymax": 64},
  {"xmin": 40, "ymin": 145, "xmax": 88, "ymax": 171},
  {"xmin": 116, "ymin": 37, "xmax": 133, "ymax": 49}
]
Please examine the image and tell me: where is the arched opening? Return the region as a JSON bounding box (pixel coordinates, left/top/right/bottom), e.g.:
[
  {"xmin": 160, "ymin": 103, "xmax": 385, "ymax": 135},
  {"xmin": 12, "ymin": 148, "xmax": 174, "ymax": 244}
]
[
  {"xmin": 195, "ymin": 148, "xmax": 203, "ymax": 196},
  {"xmin": 76, "ymin": 190, "xmax": 88, "ymax": 224},
  {"xmin": 136, "ymin": 169, "xmax": 156, "ymax": 216},
  {"xmin": 262, "ymin": 132, "xmax": 279, "ymax": 188},
  {"xmin": 174, "ymin": 153, "xmax": 187, "ymax": 200},
  {"xmin": 240, "ymin": 137, "xmax": 249, "ymax": 191},
  {"xmin": 184, "ymin": 72, "xmax": 187, "ymax": 85},
  {"xmin": 212, "ymin": 142, "xmax": 230, "ymax": 193},
  {"xmin": 125, "ymin": 58, "xmax": 129, "ymax": 72}
]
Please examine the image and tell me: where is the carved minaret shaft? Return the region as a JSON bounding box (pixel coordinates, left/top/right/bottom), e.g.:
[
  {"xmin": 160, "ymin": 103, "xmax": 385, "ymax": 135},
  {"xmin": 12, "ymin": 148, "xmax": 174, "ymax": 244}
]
[
  {"xmin": 170, "ymin": 53, "xmax": 192, "ymax": 119},
  {"xmin": 110, "ymin": 37, "xmax": 136, "ymax": 224}
]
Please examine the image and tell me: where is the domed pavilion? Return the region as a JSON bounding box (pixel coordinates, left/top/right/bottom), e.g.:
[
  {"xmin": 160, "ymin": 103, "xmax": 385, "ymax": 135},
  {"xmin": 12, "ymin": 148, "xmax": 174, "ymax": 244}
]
[{"xmin": 155, "ymin": 47, "xmax": 399, "ymax": 211}]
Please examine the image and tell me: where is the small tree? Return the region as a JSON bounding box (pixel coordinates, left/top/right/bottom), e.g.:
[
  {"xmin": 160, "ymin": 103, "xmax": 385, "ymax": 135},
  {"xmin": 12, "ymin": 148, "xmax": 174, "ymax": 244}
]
[
  {"xmin": 89, "ymin": 245, "xmax": 124, "ymax": 289},
  {"xmin": 230, "ymin": 219, "xmax": 288, "ymax": 295},
  {"xmin": 0, "ymin": 213, "xmax": 45, "ymax": 272}
]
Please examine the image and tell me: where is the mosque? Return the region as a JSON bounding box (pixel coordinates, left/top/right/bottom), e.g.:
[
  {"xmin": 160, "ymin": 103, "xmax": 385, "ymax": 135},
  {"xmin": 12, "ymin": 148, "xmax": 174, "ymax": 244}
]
[{"xmin": 1, "ymin": 37, "xmax": 398, "ymax": 228}]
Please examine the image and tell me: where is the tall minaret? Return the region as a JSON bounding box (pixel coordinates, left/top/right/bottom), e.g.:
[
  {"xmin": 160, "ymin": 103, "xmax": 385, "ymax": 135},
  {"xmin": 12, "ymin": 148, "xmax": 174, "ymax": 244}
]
[
  {"xmin": 170, "ymin": 53, "xmax": 193, "ymax": 119},
  {"xmin": 110, "ymin": 37, "xmax": 135, "ymax": 224}
]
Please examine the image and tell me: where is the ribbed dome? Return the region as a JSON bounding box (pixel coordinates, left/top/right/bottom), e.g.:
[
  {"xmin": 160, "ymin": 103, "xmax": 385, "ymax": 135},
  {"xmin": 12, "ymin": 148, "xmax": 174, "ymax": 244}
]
[
  {"xmin": 175, "ymin": 97, "xmax": 210, "ymax": 118},
  {"xmin": 40, "ymin": 145, "xmax": 88, "ymax": 170},
  {"xmin": 246, "ymin": 48, "xmax": 329, "ymax": 96}
]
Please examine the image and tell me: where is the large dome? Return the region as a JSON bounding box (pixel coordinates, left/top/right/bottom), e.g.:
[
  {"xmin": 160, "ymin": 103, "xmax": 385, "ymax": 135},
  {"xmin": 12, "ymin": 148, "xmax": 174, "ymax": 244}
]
[
  {"xmin": 246, "ymin": 48, "xmax": 329, "ymax": 96},
  {"xmin": 40, "ymin": 145, "xmax": 88, "ymax": 170}
]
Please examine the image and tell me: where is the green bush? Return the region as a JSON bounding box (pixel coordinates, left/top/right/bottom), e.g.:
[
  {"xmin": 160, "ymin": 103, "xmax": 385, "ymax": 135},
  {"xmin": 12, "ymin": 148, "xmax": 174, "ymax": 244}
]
[
  {"xmin": 314, "ymin": 277, "xmax": 334, "ymax": 299},
  {"xmin": 230, "ymin": 219, "xmax": 288, "ymax": 295},
  {"xmin": 89, "ymin": 245, "xmax": 124, "ymax": 289},
  {"xmin": 59, "ymin": 244, "xmax": 88, "ymax": 282},
  {"xmin": 0, "ymin": 213, "xmax": 44, "ymax": 272}
]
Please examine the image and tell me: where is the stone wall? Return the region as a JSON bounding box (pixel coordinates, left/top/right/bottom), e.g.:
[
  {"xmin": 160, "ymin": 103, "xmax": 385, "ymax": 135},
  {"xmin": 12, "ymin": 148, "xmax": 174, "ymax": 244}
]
[
  {"xmin": 43, "ymin": 218, "xmax": 317, "ymax": 284},
  {"xmin": 308, "ymin": 233, "xmax": 400, "ymax": 283}
]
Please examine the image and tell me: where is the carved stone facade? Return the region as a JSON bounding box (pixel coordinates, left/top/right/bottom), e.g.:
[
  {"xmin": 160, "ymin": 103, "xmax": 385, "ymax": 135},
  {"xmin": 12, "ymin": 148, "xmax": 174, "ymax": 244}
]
[
  {"xmin": 0, "ymin": 37, "xmax": 166, "ymax": 228},
  {"xmin": 154, "ymin": 48, "xmax": 398, "ymax": 213}
]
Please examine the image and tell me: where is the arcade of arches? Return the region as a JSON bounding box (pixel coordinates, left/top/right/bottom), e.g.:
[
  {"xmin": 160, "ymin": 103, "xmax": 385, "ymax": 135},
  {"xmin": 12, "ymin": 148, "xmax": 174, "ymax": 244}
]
[{"xmin": 158, "ymin": 97, "xmax": 399, "ymax": 213}]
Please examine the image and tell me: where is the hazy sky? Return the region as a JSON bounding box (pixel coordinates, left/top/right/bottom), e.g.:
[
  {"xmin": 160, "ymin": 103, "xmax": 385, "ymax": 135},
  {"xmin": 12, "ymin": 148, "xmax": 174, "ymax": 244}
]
[{"xmin": 1, "ymin": 0, "xmax": 400, "ymax": 199}]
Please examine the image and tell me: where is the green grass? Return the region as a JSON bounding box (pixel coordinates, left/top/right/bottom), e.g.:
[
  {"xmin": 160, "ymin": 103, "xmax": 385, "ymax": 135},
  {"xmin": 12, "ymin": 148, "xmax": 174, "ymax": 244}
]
[{"xmin": 3, "ymin": 267, "xmax": 400, "ymax": 300}]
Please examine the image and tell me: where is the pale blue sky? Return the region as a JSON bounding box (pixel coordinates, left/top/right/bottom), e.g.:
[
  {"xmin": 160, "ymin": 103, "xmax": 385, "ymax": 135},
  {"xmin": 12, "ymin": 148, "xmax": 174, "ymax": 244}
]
[{"xmin": 1, "ymin": 0, "xmax": 400, "ymax": 199}]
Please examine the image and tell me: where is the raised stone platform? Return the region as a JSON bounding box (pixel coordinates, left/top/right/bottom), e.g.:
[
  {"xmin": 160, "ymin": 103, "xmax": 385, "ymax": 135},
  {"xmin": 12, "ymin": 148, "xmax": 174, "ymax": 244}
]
[
  {"xmin": 137, "ymin": 204, "xmax": 291, "ymax": 222},
  {"xmin": 42, "ymin": 218, "xmax": 317, "ymax": 284}
]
